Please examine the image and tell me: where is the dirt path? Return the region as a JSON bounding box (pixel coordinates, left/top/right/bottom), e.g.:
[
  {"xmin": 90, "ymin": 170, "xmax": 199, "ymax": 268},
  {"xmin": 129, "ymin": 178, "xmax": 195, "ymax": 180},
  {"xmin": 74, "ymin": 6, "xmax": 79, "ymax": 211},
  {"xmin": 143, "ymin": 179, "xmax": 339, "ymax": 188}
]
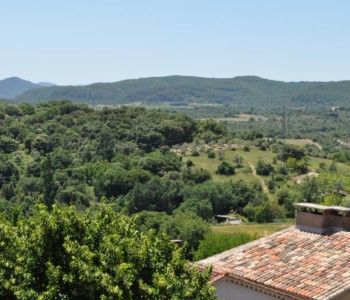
[
  {"xmin": 244, "ymin": 157, "xmax": 270, "ymax": 196},
  {"xmin": 337, "ymin": 139, "xmax": 350, "ymax": 148},
  {"xmin": 306, "ymin": 139, "xmax": 322, "ymax": 150}
]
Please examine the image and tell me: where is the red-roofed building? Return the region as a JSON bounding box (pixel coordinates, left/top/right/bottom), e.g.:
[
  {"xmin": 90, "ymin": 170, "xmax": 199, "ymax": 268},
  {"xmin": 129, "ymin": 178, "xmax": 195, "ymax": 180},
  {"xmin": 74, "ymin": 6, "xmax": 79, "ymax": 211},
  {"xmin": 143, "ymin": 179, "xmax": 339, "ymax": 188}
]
[{"xmin": 197, "ymin": 204, "xmax": 350, "ymax": 300}]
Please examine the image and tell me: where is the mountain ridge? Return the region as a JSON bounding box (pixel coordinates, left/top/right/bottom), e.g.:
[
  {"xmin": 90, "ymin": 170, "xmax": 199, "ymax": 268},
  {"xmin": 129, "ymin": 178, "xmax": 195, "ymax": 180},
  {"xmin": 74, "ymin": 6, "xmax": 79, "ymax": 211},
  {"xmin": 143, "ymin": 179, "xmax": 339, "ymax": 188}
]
[
  {"xmin": 0, "ymin": 77, "xmax": 56, "ymax": 99},
  {"xmin": 3, "ymin": 75, "xmax": 350, "ymax": 108}
]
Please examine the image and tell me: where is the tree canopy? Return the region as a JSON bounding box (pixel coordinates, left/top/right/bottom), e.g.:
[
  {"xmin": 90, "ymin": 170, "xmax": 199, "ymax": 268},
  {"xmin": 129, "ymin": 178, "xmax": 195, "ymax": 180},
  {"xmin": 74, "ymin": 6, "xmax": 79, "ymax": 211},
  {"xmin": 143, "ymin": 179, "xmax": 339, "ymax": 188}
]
[{"xmin": 0, "ymin": 204, "xmax": 215, "ymax": 300}]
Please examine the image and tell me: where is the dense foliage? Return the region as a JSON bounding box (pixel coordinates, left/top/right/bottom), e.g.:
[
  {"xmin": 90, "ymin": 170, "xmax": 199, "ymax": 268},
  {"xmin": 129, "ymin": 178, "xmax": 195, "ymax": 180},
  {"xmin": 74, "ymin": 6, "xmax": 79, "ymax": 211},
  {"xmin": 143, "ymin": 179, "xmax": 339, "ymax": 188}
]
[
  {"xmin": 0, "ymin": 204, "xmax": 215, "ymax": 299},
  {"xmin": 0, "ymin": 101, "xmax": 268, "ymax": 256}
]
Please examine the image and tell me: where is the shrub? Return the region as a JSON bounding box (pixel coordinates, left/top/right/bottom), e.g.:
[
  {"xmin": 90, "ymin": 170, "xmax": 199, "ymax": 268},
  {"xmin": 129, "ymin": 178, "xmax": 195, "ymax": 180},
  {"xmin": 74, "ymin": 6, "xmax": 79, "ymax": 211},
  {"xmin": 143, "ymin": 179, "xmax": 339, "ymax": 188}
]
[
  {"xmin": 182, "ymin": 168, "xmax": 212, "ymax": 184},
  {"xmin": 256, "ymin": 160, "xmax": 274, "ymax": 176},
  {"xmin": 207, "ymin": 151, "xmax": 216, "ymax": 159},
  {"xmin": 277, "ymin": 144, "xmax": 305, "ymax": 161},
  {"xmin": 216, "ymin": 161, "xmax": 235, "ymax": 175},
  {"xmin": 186, "ymin": 160, "xmax": 194, "ymax": 167},
  {"xmin": 191, "ymin": 150, "xmax": 200, "ymax": 157},
  {"xmin": 0, "ymin": 137, "xmax": 18, "ymax": 154}
]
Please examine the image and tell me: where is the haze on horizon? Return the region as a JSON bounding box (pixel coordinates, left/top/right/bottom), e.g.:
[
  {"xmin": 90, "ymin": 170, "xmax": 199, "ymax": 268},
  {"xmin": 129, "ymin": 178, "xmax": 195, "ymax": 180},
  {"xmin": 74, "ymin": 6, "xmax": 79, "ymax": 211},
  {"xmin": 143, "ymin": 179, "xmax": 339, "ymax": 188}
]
[{"xmin": 1, "ymin": 0, "xmax": 350, "ymax": 85}]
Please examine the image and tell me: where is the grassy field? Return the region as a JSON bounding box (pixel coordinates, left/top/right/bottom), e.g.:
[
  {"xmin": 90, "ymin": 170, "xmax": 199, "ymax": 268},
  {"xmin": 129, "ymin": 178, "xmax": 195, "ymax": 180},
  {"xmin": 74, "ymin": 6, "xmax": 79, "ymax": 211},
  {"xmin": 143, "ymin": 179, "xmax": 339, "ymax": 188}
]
[
  {"xmin": 283, "ymin": 138, "xmax": 322, "ymax": 149},
  {"xmin": 308, "ymin": 157, "xmax": 350, "ymax": 174},
  {"xmin": 212, "ymin": 221, "xmax": 293, "ymax": 237},
  {"xmin": 180, "ymin": 144, "xmax": 350, "ymax": 199},
  {"xmin": 201, "ymin": 114, "xmax": 267, "ymax": 123},
  {"xmin": 182, "ymin": 148, "xmax": 259, "ymax": 184},
  {"xmin": 182, "ymin": 147, "xmax": 280, "ymax": 193}
]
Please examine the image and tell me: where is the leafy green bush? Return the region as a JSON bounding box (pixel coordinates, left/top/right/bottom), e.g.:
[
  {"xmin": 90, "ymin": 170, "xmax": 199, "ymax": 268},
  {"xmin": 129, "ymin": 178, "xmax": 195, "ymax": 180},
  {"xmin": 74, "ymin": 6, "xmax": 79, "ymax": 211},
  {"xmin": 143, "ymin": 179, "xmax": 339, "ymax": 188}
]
[
  {"xmin": 0, "ymin": 137, "xmax": 18, "ymax": 154},
  {"xmin": 216, "ymin": 161, "xmax": 235, "ymax": 175},
  {"xmin": 207, "ymin": 151, "xmax": 216, "ymax": 159},
  {"xmin": 256, "ymin": 160, "xmax": 274, "ymax": 176},
  {"xmin": 191, "ymin": 150, "xmax": 200, "ymax": 157}
]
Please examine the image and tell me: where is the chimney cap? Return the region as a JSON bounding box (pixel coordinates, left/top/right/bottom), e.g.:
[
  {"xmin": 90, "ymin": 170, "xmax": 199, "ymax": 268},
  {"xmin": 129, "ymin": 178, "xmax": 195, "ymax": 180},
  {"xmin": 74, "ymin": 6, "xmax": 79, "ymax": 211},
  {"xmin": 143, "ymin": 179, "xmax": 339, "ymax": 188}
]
[{"xmin": 295, "ymin": 203, "xmax": 350, "ymax": 216}]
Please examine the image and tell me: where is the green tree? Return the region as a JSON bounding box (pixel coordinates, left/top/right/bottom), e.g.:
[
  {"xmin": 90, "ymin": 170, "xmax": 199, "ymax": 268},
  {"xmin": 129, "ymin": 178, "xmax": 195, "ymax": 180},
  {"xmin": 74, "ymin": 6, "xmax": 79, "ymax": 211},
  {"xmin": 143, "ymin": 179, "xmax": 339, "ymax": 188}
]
[
  {"xmin": 182, "ymin": 168, "xmax": 211, "ymax": 184},
  {"xmin": 277, "ymin": 144, "xmax": 305, "ymax": 162},
  {"xmin": 233, "ymin": 155, "xmax": 243, "ymax": 168},
  {"xmin": 0, "ymin": 204, "xmax": 215, "ymax": 299},
  {"xmin": 41, "ymin": 156, "xmax": 57, "ymax": 209},
  {"xmin": 0, "ymin": 137, "xmax": 18, "ymax": 153},
  {"xmin": 216, "ymin": 161, "xmax": 235, "ymax": 175},
  {"xmin": 139, "ymin": 151, "xmax": 181, "ymax": 175},
  {"xmin": 32, "ymin": 134, "xmax": 53, "ymax": 154},
  {"xmin": 176, "ymin": 197, "xmax": 213, "ymax": 220},
  {"xmin": 207, "ymin": 151, "xmax": 216, "ymax": 159},
  {"xmin": 300, "ymin": 177, "xmax": 321, "ymax": 203},
  {"xmin": 256, "ymin": 160, "xmax": 274, "ymax": 176},
  {"xmin": 125, "ymin": 177, "xmax": 184, "ymax": 214},
  {"xmin": 97, "ymin": 129, "xmax": 115, "ymax": 161},
  {"xmin": 162, "ymin": 212, "xmax": 210, "ymax": 252}
]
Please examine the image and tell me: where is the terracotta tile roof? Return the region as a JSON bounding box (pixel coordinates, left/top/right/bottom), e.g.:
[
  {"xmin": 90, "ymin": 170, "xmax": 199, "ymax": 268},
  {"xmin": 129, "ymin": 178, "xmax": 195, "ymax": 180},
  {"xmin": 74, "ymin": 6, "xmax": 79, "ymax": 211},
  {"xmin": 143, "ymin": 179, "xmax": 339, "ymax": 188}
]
[{"xmin": 197, "ymin": 227, "xmax": 350, "ymax": 300}]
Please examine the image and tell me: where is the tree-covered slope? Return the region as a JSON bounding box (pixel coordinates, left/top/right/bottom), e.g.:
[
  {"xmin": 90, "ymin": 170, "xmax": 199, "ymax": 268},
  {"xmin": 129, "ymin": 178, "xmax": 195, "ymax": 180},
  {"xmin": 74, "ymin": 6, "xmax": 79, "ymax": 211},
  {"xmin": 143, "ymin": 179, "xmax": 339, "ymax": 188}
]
[
  {"xmin": 0, "ymin": 77, "xmax": 55, "ymax": 99},
  {"xmin": 14, "ymin": 75, "xmax": 350, "ymax": 108},
  {"xmin": 0, "ymin": 77, "xmax": 40, "ymax": 99}
]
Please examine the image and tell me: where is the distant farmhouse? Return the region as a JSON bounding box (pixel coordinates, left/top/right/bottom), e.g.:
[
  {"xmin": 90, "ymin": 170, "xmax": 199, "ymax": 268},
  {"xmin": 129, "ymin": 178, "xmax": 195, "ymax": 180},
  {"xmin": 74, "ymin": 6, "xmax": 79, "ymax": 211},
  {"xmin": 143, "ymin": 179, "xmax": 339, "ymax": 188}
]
[{"xmin": 197, "ymin": 203, "xmax": 350, "ymax": 300}]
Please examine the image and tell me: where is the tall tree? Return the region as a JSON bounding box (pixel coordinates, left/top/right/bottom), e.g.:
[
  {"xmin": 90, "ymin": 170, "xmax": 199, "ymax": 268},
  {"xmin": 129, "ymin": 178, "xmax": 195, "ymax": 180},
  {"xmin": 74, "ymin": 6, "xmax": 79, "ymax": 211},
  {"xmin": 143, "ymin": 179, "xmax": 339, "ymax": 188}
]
[{"xmin": 41, "ymin": 156, "xmax": 56, "ymax": 210}]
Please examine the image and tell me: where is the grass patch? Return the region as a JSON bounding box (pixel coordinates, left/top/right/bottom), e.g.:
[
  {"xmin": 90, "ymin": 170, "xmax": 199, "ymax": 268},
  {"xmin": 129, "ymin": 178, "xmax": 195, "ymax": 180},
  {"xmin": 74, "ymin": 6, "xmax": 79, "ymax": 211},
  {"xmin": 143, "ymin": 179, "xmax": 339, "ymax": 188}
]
[
  {"xmin": 183, "ymin": 149, "xmax": 258, "ymax": 183},
  {"xmin": 212, "ymin": 222, "xmax": 293, "ymax": 237}
]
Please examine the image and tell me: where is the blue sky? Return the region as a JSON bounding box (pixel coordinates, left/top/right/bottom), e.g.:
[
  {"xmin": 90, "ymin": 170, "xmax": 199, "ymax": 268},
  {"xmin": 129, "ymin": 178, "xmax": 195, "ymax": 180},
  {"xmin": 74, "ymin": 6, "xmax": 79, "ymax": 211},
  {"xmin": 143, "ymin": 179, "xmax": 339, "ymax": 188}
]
[{"xmin": 1, "ymin": 0, "xmax": 350, "ymax": 85}]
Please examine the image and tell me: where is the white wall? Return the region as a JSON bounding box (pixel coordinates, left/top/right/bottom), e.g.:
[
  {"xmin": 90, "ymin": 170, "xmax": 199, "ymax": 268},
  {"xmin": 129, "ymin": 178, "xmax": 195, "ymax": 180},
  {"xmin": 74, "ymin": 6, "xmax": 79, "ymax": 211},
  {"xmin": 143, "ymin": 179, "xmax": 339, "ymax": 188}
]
[{"xmin": 215, "ymin": 278, "xmax": 277, "ymax": 300}]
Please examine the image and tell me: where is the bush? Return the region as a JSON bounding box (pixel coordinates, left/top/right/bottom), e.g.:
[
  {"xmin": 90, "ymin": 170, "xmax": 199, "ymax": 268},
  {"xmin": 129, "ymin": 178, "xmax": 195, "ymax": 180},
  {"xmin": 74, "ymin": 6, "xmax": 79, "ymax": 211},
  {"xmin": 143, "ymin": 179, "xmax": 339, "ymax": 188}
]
[
  {"xmin": 216, "ymin": 161, "xmax": 235, "ymax": 175},
  {"xmin": 0, "ymin": 137, "xmax": 18, "ymax": 154},
  {"xmin": 176, "ymin": 197, "xmax": 213, "ymax": 220},
  {"xmin": 276, "ymin": 188, "xmax": 297, "ymax": 218},
  {"xmin": 32, "ymin": 134, "xmax": 53, "ymax": 154},
  {"xmin": 140, "ymin": 151, "xmax": 182, "ymax": 175},
  {"xmin": 256, "ymin": 160, "xmax": 274, "ymax": 176},
  {"xmin": 207, "ymin": 151, "xmax": 216, "ymax": 159},
  {"xmin": 191, "ymin": 150, "xmax": 200, "ymax": 157},
  {"xmin": 243, "ymin": 201, "xmax": 282, "ymax": 223},
  {"xmin": 286, "ymin": 157, "xmax": 309, "ymax": 174},
  {"xmin": 277, "ymin": 144, "xmax": 305, "ymax": 161},
  {"xmin": 243, "ymin": 145, "xmax": 250, "ymax": 152},
  {"xmin": 182, "ymin": 168, "xmax": 211, "ymax": 184},
  {"xmin": 233, "ymin": 155, "xmax": 243, "ymax": 167},
  {"xmin": 277, "ymin": 165, "xmax": 288, "ymax": 175},
  {"xmin": 186, "ymin": 160, "xmax": 194, "ymax": 167}
]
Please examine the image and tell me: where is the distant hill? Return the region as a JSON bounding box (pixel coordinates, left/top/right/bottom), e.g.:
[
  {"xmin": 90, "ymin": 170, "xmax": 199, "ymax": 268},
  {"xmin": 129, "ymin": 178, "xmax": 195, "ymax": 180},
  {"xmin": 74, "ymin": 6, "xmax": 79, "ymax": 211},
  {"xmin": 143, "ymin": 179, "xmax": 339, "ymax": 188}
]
[
  {"xmin": 12, "ymin": 76, "xmax": 350, "ymax": 108},
  {"xmin": 0, "ymin": 77, "xmax": 56, "ymax": 99},
  {"xmin": 37, "ymin": 82, "xmax": 56, "ymax": 87}
]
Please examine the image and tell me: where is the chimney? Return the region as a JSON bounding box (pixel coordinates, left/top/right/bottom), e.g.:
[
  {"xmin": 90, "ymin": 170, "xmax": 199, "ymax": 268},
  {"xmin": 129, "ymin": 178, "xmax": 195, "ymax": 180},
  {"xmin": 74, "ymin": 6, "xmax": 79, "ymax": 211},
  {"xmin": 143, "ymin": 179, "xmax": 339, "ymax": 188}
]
[{"xmin": 295, "ymin": 203, "xmax": 350, "ymax": 234}]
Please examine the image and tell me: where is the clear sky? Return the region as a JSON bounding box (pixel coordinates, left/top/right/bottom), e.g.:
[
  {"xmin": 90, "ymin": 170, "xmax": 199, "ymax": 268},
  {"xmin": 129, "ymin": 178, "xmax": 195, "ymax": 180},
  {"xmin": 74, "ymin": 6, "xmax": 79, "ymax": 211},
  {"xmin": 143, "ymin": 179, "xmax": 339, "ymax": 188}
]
[{"xmin": 1, "ymin": 0, "xmax": 350, "ymax": 85}]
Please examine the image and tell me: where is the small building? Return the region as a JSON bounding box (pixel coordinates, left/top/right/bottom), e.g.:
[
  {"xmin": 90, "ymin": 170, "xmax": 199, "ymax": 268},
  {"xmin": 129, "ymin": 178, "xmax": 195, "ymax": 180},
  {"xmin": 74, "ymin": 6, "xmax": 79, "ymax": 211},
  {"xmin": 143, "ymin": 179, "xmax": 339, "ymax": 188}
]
[
  {"xmin": 215, "ymin": 215, "xmax": 243, "ymax": 225},
  {"xmin": 198, "ymin": 204, "xmax": 350, "ymax": 300}
]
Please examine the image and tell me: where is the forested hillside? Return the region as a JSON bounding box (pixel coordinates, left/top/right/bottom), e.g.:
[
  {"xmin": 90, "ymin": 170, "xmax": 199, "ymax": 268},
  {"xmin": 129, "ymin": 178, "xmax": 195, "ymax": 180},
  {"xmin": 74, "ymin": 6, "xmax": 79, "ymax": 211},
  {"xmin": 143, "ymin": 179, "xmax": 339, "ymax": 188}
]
[
  {"xmin": 1, "ymin": 100, "xmax": 350, "ymax": 297},
  {"xmin": 13, "ymin": 76, "xmax": 350, "ymax": 108},
  {"xmin": 0, "ymin": 77, "xmax": 54, "ymax": 99},
  {"xmin": 0, "ymin": 101, "xmax": 277, "ymax": 251}
]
